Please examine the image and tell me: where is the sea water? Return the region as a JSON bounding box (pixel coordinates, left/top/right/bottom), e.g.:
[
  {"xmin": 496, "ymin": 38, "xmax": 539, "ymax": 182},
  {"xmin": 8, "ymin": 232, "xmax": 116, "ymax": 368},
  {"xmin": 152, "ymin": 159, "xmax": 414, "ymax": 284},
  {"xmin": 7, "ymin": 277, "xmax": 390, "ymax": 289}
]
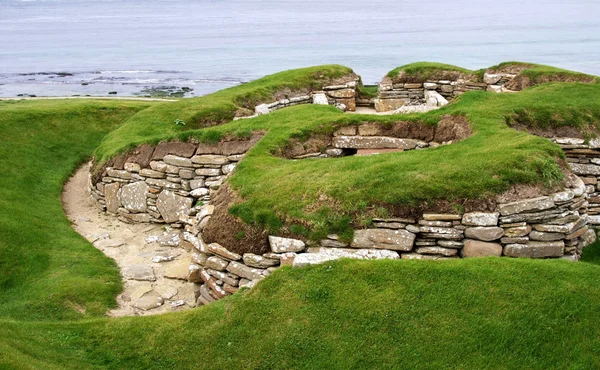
[{"xmin": 1, "ymin": 0, "xmax": 599, "ymax": 97}]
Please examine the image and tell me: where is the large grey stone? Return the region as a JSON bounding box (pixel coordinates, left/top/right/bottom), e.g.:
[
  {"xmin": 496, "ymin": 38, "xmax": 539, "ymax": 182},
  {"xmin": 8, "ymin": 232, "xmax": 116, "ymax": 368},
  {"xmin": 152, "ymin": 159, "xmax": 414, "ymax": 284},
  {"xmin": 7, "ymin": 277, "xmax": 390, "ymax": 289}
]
[
  {"xmin": 123, "ymin": 265, "xmax": 156, "ymax": 281},
  {"xmin": 255, "ymin": 104, "xmax": 270, "ymax": 115},
  {"xmin": 227, "ymin": 261, "xmax": 265, "ymax": 280},
  {"xmin": 268, "ymin": 236, "xmax": 306, "ymax": 253},
  {"xmin": 333, "ymin": 136, "xmax": 419, "ymax": 150},
  {"xmin": 205, "ymin": 256, "xmax": 229, "ymax": 271},
  {"xmin": 579, "ymin": 229, "xmax": 597, "ymax": 249},
  {"xmin": 104, "ymin": 182, "xmax": 121, "ymax": 213},
  {"xmin": 464, "ymin": 227, "xmax": 504, "ymax": 241},
  {"xmin": 191, "ymin": 155, "xmax": 229, "ymax": 165},
  {"xmin": 243, "ymin": 253, "xmax": 280, "ymax": 268},
  {"xmin": 483, "ymin": 73, "xmax": 502, "ymax": 85},
  {"xmin": 208, "ymin": 243, "xmax": 241, "ymax": 261},
  {"xmin": 461, "ymin": 212, "xmax": 499, "ymax": 227},
  {"xmin": 570, "ymin": 163, "xmax": 600, "ymax": 176},
  {"xmin": 118, "ymin": 181, "xmax": 148, "ymax": 213},
  {"xmin": 163, "ymin": 154, "xmax": 193, "ymax": 168},
  {"xmin": 351, "ymin": 229, "xmax": 416, "ymax": 251},
  {"xmin": 529, "ymin": 231, "xmax": 566, "ymax": 242},
  {"xmin": 156, "ymin": 190, "xmax": 193, "ymax": 223},
  {"xmin": 461, "ymin": 240, "xmax": 502, "ymax": 258},
  {"xmin": 498, "ymin": 196, "xmax": 555, "ymax": 216},
  {"xmin": 292, "ymin": 247, "xmax": 399, "ymax": 267},
  {"xmin": 312, "ymin": 93, "xmax": 329, "ymax": 105},
  {"xmin": 504, "ymin": 241, "xmax": 564, "ymax": 258}
]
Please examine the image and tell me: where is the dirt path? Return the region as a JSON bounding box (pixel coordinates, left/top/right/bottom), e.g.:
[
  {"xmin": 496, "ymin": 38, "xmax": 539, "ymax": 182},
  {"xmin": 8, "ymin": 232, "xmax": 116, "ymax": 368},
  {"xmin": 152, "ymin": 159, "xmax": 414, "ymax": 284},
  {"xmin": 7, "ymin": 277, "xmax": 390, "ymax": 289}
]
[{"xmin": 62, "ymin": 164, "xmax": 196, "ymax": 316}]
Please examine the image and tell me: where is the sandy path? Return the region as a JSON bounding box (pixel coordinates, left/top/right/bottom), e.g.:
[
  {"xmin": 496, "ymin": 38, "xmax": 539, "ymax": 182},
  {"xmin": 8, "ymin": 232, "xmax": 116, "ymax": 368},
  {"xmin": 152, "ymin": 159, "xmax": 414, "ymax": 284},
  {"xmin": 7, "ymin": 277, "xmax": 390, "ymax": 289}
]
[{"xmin": 62, "ymin": 164, "xmax": 196, "ymax": 316}]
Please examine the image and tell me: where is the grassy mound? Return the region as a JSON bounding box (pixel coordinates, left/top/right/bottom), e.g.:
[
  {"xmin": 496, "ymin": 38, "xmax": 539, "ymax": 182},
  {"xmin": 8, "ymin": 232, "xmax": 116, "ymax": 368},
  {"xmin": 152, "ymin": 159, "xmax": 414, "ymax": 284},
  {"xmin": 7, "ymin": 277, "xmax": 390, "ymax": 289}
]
[
  {"xmin": 0, "ymin": 99, "xmax": 152, "ymax": 320},
  {"xmin": 2, "ymin": 65, "xmax": 600, "ymax": 368},
  {"xmin": 386, "ymin": 61, "xmax": 473, "ymax": 83},
  {"xmin": 94, "ymin": 65, "xmax": 356, "ymax": 163},
  {"xmin": 96, "ymin": 77, "xmax": 600, "ymax": 239},
  {"xmin": 3, "ymin": 255, "xmax": 600, "ymax": 369}
]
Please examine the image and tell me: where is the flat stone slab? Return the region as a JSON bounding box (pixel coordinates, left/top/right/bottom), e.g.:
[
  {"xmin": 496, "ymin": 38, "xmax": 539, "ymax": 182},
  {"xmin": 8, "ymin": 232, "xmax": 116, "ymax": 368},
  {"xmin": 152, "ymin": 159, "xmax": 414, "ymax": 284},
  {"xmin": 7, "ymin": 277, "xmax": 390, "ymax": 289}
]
[
  {"xmin": 123, "ymin": 265, "xmax": 156, "ymax": 281},
  {"xmin": 156, "ymin": 190, "xmax": 193, "ymax": 223},
  {"xmin": 118, "ymin": 181, "xmax": 148, "ymax": 213},
  {"xmin": 351, "ymin": 229, "xmax": 415, "ymax": 251},
  {"xmin": 461, "ymin": 240, "xmax": 502, "ymax": 258},
  {"xmin": 333, "ymin": 136, "xmax": 419, "ymax": 150},
  {"xmin": 293, "ymin": 247, "xmax": 399, "ymax": 267},
  {"xmin": 163, "ymin": 260, "xmax": 190, "ymax": 281},
  {"xmin": 504, "ymin": 241, "xmax": 564, "ymax": 258},
  {"xmin": 268, "ymin": 236, "xmax": 306, "ymax": 253},
  {"xmin": 498, "ymin": 196, "xmax": 555, "ymax": 216}
]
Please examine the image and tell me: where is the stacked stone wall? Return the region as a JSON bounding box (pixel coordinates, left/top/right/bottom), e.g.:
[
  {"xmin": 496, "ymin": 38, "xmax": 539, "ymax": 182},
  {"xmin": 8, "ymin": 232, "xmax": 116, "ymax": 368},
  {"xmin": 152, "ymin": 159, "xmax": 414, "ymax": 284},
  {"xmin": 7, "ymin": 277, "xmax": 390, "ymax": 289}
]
[
  {"xmin": 89, "ymin": 134, "xmax": 599, "ymax": 307},
  {"xmin": 89, "ymin": 134, "xmax": 261, "ymax": 225},
  {"xmin": 375, "ymin": 72, "xmax": 517, "ymax": 112},
  {"xmin": 252, "ymin": 79, "xmax": 360, "ymax": 117}
]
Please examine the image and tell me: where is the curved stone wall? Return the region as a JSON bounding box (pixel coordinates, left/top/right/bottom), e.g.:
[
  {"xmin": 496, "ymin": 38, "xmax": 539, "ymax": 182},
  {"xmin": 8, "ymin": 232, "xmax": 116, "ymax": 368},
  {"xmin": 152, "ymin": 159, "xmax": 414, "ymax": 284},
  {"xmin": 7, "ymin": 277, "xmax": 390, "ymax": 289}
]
[
  {"xmin": 375, "ymin": 71, "xmax": 517, "ymax": 112},
  {"xmin": 89, "ymin": 134, "xmax": 598, "ymax": 307}
]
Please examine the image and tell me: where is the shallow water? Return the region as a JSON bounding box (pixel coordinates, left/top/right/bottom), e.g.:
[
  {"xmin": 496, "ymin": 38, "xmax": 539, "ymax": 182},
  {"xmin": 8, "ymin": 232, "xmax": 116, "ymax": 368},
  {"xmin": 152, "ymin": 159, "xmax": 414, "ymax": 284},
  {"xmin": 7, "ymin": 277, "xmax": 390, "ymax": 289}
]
[{"xmin": 1, "ymin": 0, "xmax": 599, "ymax": 97}]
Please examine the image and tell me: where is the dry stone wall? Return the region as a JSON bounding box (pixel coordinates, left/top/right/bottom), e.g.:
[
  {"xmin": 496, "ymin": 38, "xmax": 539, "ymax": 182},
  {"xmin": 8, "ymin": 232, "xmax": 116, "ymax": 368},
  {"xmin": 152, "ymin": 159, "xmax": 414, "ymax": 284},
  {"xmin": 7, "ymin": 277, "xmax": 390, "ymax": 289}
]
[
  {"xmin": 89, "ymin": 134, "xmax": 261, "ymax": 225},
  {"xmin": 552, "ymin": 137, "xmax": 600, "ymax": 227},
  {"xmin": 282, "ymin": 115, "xmax": 471, "ymax": 159},
  {"xmin": 375, "ymin": 71, "xmax": 517, "ymax": 112},
  {"xmin": 252, "ymin": 79, "xmax": 360, "ymax": 117},
  {"xmin": 88, "ymin": 133, "xmax": 599, "ymax": 308},
  {"xmin": 184, "ymin": 180, "xmax": 595, "ymax": 305}
]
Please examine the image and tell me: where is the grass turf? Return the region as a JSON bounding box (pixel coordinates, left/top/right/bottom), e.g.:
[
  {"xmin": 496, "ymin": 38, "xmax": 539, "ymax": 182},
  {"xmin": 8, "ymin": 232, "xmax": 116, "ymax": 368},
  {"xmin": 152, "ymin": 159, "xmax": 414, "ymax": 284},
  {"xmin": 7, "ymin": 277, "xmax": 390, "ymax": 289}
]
[
  {"xmin": 97, "ymin": 78, "xmax": 600, "ymax": 238},
  {"xmin": 0, "ymin": 99, "xmax": 152, "ymax": 321},
  {"xmin": 1, "ymin": 65, "xmax": 600, "ymax": 369}
]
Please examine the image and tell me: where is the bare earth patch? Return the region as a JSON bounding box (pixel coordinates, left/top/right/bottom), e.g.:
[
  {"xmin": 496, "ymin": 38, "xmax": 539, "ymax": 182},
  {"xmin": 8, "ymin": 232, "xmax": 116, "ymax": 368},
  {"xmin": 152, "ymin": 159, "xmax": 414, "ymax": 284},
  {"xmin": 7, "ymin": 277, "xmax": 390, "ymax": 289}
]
[{"xmin": 62, "ymin": 164, "xmax": 197, "ymax": 316}]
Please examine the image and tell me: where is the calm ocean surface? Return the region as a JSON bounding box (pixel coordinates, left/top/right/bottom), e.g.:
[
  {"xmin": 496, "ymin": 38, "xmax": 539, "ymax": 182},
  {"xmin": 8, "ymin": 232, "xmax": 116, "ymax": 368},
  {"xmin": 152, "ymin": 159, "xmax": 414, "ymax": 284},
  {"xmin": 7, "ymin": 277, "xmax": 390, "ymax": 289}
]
[{"xmin": 1, "ymin": 0, "xmax": 599, "ymax": 97}]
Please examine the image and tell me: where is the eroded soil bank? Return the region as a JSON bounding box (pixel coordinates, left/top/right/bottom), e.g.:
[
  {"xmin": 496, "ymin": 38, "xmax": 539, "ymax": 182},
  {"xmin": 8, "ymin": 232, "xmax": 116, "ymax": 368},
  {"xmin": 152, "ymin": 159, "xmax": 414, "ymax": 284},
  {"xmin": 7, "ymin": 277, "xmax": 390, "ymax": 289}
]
[{"xmin": 62, "ymin": 164, "xmax": 196, "ymax": 316}]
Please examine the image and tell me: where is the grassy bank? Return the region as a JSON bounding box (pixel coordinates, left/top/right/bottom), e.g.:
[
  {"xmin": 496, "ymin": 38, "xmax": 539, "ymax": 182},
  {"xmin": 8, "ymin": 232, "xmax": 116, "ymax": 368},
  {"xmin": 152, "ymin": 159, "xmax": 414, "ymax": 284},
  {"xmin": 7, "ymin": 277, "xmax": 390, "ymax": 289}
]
[
  {"xmin": 1, "ymin": 66, "xmax": 600, "ymax": 369},
  {"xmin": 98, "ymin": 80, "xmax": 600, "ymax": 238},
  {"xmin": 0, "ymin": 99, "xmax": 152, "ymax": 321},
  {"xmin": 2, "ymin": 255, "xmax": 600, "ymax": 369}
]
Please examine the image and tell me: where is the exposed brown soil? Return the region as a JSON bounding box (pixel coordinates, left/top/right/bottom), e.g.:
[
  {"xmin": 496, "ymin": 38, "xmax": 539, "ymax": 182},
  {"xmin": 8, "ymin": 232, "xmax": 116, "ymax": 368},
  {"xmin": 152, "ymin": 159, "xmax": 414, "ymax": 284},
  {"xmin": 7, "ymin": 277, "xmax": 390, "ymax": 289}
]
[
  {"xmin": 509, "ymin": 123, "xmax": 585, "ymax": 139},
  {"xmin": 202, "ymin": 185, "xmax": 271, "ymax": 254},
  {"xmin": 92, "ymin": 133, "xmax": 264, "ymax": 183},
  {"xmin": 392, "ymin": 70, "xmax": 468, "ymax": 84},
  {"xmin": 433, "ymin": 115, "xmax": 472, "ymax": 142},
  {"xmin": 505, "ymin": 74, "xmax": 597, "ymax": 91}
]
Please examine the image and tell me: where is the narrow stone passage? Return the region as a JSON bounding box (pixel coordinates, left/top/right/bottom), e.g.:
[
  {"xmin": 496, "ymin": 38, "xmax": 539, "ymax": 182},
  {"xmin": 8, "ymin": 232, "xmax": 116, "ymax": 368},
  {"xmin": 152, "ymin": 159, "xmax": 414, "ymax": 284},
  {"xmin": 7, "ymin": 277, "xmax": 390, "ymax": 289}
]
[{"xmin": 62, "ymin": 164, "xmax": 197, "ymax": 316}]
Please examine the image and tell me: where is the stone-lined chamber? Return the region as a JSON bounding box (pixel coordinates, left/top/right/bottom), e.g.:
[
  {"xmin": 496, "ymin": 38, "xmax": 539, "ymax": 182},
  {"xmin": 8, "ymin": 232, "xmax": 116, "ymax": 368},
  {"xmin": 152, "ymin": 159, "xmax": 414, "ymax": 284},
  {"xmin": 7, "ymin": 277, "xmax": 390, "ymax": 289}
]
[
  {"xmin": 375, "ymin": 70, "xmax": 517, "ymax": 112},
  {"xmin": 250, "ymin": 78, "xmax": 360, "ymax": 117},
  {"xmin": 88, "ymin": 133, "xmax": 598, "ymax": 307},
  {"xmin": 279, "ymin": 115, "xmax": 471, "ymax": 159}
]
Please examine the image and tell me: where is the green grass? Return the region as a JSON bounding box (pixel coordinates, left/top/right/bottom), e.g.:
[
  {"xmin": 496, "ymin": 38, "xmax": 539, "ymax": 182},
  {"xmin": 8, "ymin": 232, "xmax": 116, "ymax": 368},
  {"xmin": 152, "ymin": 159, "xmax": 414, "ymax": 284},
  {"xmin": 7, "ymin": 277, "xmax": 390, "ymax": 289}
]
[
  {"xmin": 386, "ymin": 61, "xmax": 473, "ymax": 81},
  {"xmin": 2, "ymin": 65, "xmax": 600, "ymax": 369},
  {"xmin": 97, "ymin": 80, "xmax": 600, "ymax": 238},
  {"xmin": 93, "ymin": 64, "xmax": 355, "ymax": 163},
  {"xmin": 3, "ymin": 253, "xmax": 600, "ymax": 369},
  {"xmin": 0, "ymin": 99, "xmax": 152, "ymax": 321}
]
